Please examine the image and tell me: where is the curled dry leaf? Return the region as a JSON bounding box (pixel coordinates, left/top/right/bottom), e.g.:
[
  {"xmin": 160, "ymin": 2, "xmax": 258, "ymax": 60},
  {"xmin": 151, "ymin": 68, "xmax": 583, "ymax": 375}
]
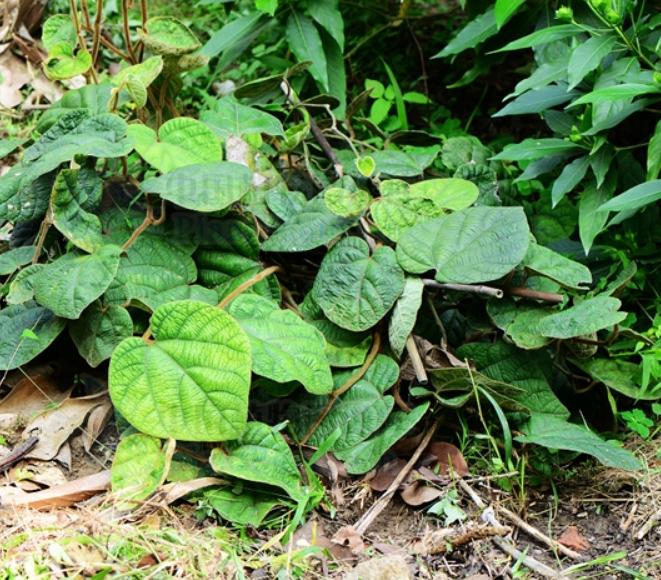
[
  {"xmin": 558, "ymin": 525, "xmax": 590, "ymax": 552},
  {"xmin": 331, "ymin": 525, "xmax": 366, "ymax": 554},
  {"xmin": 428, "ymin": 442, "xmax": 469, "ymax": 476},
  {"xmin": 367, "ymin": 458, "xmax": 407, "ymax": 492},
  {"xmin": 400, "ymin": 480, "xmax": 442, "ymax": 506},
  {"xmin": 160, "ymin": 476, "xmax": 225, "ymax": 505},
  {"xmin": 81, "ymin": 401, "xmax": 114, "ymax": 452}
]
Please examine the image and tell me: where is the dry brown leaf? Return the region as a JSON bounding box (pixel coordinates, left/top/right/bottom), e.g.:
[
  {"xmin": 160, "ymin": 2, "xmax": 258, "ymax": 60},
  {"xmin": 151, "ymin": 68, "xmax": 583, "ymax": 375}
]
[
  {"xmin": 428, "ymin": 442, "xmax": 469, "ymax": 476},
  {"xmin": 344, "ymin": 555, "xmax": 411, "ymax": 580},
  {"xmin": 331, "ymin": 525, "xmax": 366, "ymax": 554},
  {"xmin": 366, "ymin": 458, "xmax": 407, "ymax": 492},
  {"xmin": 9, "ymin": 461, "xmax": 68, "ymax": 488},
  {"xmin": 0, "ymin": 368, "xmax": 70, "ymax": 421},
  {"xmin": 0, "ymin": 470, "xmax": 110, "ymax": 509},
  {"xmin": 0, "ymin": 51, "xmax": 31, "ymax": 107},
  {"xmin": 400, "ymin": 481, "xmax": 443, "ymax": 506},
  {"xmin": 81, "ymin": 401, "xmax": 113, "ymax": 452},
  {"xmin": 558, "ymin": 525, "xmax": 590, "ymax": 552},
  {"xmin": 292, "ymin": 517, "xmax": 354, "ymax": 562},
  {"xmin": 160, "ymin": 477, "xmax": 225, "ymax": 505}
]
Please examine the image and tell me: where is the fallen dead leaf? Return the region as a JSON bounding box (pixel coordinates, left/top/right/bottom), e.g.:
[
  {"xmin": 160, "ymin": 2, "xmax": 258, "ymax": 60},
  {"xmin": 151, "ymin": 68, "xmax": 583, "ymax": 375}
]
[
  {"xmin": 367, "ymin": 458, "xmax": 407, "ymax": 492},
  {"xmin": 400, "ymin": 480, "xmax": 443, "ymax": 506},
  {"xmin": 331, "ymin": 525, "xmax": 366, "ymax": 554},
  {"xmin": 558, "ymin": 525, "xmax": 590, "ymax": 552},
  {"xmin": 81, "ymin": 401, "xmax": 113, "ymax": 452},
  {"xmin": 344, "ymin": 554, "xmax": 411, "ymax": 580},
  {"xmin": 0, "ymin": 51, "xmax": 31, "ymax": 107},
  {"xmin": 159, "ymin": 477, "xmax": 225, "ymax": 505},
  {"xmin": 292, "ymin": 517, "xmax": 354, "ymax": 562},
  {"xmin": 428, "ymin": 442, "xmax": 469, "ymax": 476}
]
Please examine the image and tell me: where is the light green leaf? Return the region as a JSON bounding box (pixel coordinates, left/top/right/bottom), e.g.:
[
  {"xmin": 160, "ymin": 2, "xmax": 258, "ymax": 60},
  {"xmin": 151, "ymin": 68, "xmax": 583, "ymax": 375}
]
[
  {"xmin": 202, "ymin": 96, "xmax": 284, "ymax": 139},
  {"xmin": 111, "ymin": 434, "xmax": 172, "ymax": 508},
  {"xmin": 202, "ymin": 12, "xmax": 265, "ymax": 59},
  {"xmin": 111, "ymin": 56, "xmax": 164, "ymax": 107},
  {"xmin": 203, "ymin": 488, "xmax": 282, "ymax": 526},
  {"xmin": 538, "ymin": 296, "xmax": 627, "ymax": 339},
  {"xmin": 44, "ymin": 49, "xmax": 92, "ymax": 81},
  {"xmin": 518, "ymin": 414, "xmax": 641, "ymax": 470},
  {"xmin": 141, "ymin": 162, "xmax": 252, "ymax": 213},
  {"xmin": 568, "ymin": 34, "xmax": 619, "ymax": 90},
  {"xmin": 324, "ymin": 187, "xmax": 371, "ymax": 217},
  {"xmin": 491, "ymin": 138, "xmax": 583, "ymax": 161},
  {"xmin": 494, "ymin": 24, "xmax": 581, "ymax": 52},
  {"xmin": 139, "ymin": 17, "xmax": 201, "ymax": 55},
  {"xmin": 0, "ymin": 138, "xmax": 25, "ymax": 158},
  {"xmin": 598, "ymin": 179, "xmax": 661, "ymax": 212},
  {"xmin": 355, "ymin": 156, "xmax": 376, "ymax": 177},
  {"xmin": 433, "ymin": 8, "xmax": 497, "ymax": 58},
  {"xmin": 487, "ymin": 299, "xmax": 552, "ymax": 350},
  {"xmin": 6, "ymin": 265, "xmax": 44, "ymax": 305},
  {"xmin": 579, "ymin": 184, "xmax": 610, "ymax": 255},
  {"xmin": 210, "ymin": 421, "xmax": 305, "ymax": 501},
  {"xmin": 494, "ymin": 0, "xmax": 526, "ymax": 28},
  {"xmin": 69, "ymin": 302, "xmax": 133, "ymax": 368},
  {"xmin": 313, "ymin": 237, "xmax": 405, "ymax": 332},
  {"xmin": 228, "ymin": 294, "xmax": 333, "ymax": 395},
  {"xmin": 33, "ymin": 245, "xmax": 122, "ymax": 319},
  {"xmin": 286, "ymin": 11, "xmax": 328, "ymax": 91},
  {"xmin": 50, "ymin": 169, "xmax": 104, "ymax": 253},
  {"xmin": 494, "ymin": 86, "xmax": 578, "ymax": 117},
  {"xmin": 647, "ymin": 120, "xmax": 661, "ymax": 180},
  {"xmin": 109, "ymin": 300, "xmax": 252, "ymax": 441},
  {"xmin": 128, "ymin": 118, "xmax": 222, "ymax": 174},
  {"xmin": 551, "ymin": 155, "xmax": 590, "ymax": 207},
  {"xmin": 570, "ymin": 83, "xmax": 660, "ymax": 107},
  {"xmin": 371, "ymin": 149, "xmax": 438, "ymax": 177},
  {"xmin": 309, "ymin": 0, "xmax": 344, "ymax": 51},
  {"xmin": 573, "ymin": 358, "xmax": 661, "ymax": 401},
  {"xmin": 396, "ymin": 207, "xmax": 530, "ymax": 284},
  {"xmin": 523, "ymin": 243, "xmax": 592, "ymax": 290},
  {"xmin": 388, "ymin": 278, "xmax": 424, "ymax": 357},
  {"xmin": 41, "ymin": 14, "xmax": 76, "ymax": 52},
  {"xmin": 261, "ymin": 196, "xmax": 358, "ymax": 253},
  {"xmin": 335, "ymin": 403, "xmax": 429, "ymax": 474},
  {"xmin": 255, "ymin": 0, "xmax": 278, "ymax": 16},
  {"xmin": 310, "ymin": 319, "xmax": 372, "ymax": 368},
  {"xmin": 0, "ymin": 246, "xmax": 35, "ymax": 276}
]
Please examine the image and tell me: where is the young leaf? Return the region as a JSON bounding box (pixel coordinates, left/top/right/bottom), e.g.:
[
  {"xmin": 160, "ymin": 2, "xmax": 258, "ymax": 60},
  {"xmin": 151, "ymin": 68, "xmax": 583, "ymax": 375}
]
[
  {"xmin": 109, "ymin": 300, "xmax": 252, "ymax": 441},
  {"xmin": 33, "ymin": 245, "xmax": 122, "ymax": 319},
  {"xmin": 523, "ymin": 243, "xmax": 592, "ymax": 290},
  {"xmin": 0, "ymin": 302, "xmax": 66, "ymax": 371},
  {"xmin": 567, "ymin": 34, "xmax": 619, "ymax": 90},
  {"xmin": 494, "ymin": 0, "xmax": 526, "ymax": 28},
  {"xmin": 255, "ymin": 0, "xmax": 278, "ymax": 16},
  {"xmin": 210, "ymin": 421, "xmax": 305, "ymax": 501},
  {"xmin": 388, "ymin": 277, "xmax": 424, "ymax": 357},
  {"xmin": 538, "ymin": 296, "xmax": 627, "ymax": 339},
  {"xmin": 228, "ymin": 294, "xmax": 333, "ymax": 395},
  {"xmin": 324, "ymin": 186, "xmax": 371, "ymax": 217},
  {"xmin": 396, "ymin": 207, "xmax": 530, "ymax": 284},
  {"xmin": 286, "ymin": 11, "xmax": 329, "ymax": 91},
  {"xmin": 313, "ymin": 237, "xmax": 405, "ymax": 332},
  {"xmin": 139, "ymin": 17, "xmax": 201, "ymax": 55},
  {"xmin": 202, "ymin": 488, "xmax": 282, "ymax": 526},
  {"xmin": 598, "ymin": 179, "xmax": 661, "ymax": 212}
]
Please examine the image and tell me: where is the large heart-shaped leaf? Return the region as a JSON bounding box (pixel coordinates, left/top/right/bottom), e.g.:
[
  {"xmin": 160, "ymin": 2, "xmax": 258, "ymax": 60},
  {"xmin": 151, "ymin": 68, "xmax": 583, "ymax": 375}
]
[
  {"xmin": 396, "ymin": 207, "xmax": 530, "ymax": 283},
  {"xmin": 572, "ymin": 358, "xmax": 661, "ymax": 400},
  {"xmin": 311, "ymin": 319, "xmax": 372, "ymax": 368},
  {"xmin": 128, "ymin": 118, "xmax": 222, "ymax": 174},
  {"xmin": 33, "ymin": 245, "xmax": 122, "ymax": 319},
  {"xmin": 109, "ymin": 300, "xmax": 252, "ymax": 441},
  {"xmin": 388, "ymin": 277, "xmax": 424, "ymax": 357},
  {"xmin": 202, "ymin": 488, "xmax": 283, "ymax": 526},
  {"xmin": 141, "ymin": 162, "xmax": 252, "ymax": 212},
  {"xmin": 228, "ymin": 294, "xmax": 333, "ymax": 395},
  {"xmin": 487, "ymin": 299, "xmax": 552, "ymax": 350},
  {"xmin": 538, "ymin": 296, "xmax": 627, "ymax": 339},
  {"xmin": 313, "ymin": 236, "xmax": 405, "ymax": 332},
  {"xmin": 523, "ymin": 243, "xmax": 592, "ymax": 290},
  {"xmin": 201, "ymin": 96, "xmax": 284, "ymax": 138},
  {"xmin": 210, "ymin": 421, "xmax": 305, "ymax": 501}
]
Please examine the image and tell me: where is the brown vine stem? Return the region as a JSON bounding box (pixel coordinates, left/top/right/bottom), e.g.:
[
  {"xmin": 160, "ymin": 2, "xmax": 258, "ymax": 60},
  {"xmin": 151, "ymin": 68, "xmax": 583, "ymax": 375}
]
[
  {"xmin": 70, "ymin": 0, "xmax": 98, "ymax": 83},
  {"xmin": 91, "ymin": 0, "xmax": 103, "ymax": 65},
  {"xmin": 300, "ymin": 332, "xmax": 381, "ymax": 446},
  {"xmin": 217, "ymin": 266, "xmax": 282, "ymax": 310},
  {"xmin": 405, "ymin": 335, "xmax": 428, "ymax": 384},
  {"xmin": 423, "ymin": 279, "xmax": 503, "ymax": 299},
  {"xmin": 505, "ymin": 287, "xmax": 563, "ymax": 304},
  {"xmin": 121, "ymin": 0, "xmax": 137, "ymax": 63},
  {"xmin": 121, "ymin": 198, "xmax": 164, "ymax": 251},
  {"xmin": 32, "ymin": 211, "xmax": 53, "ymax": 264}
]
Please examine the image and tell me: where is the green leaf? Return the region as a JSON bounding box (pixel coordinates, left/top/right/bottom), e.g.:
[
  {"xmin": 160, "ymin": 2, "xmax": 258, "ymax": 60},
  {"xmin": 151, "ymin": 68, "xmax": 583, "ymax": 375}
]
[
  {"xmin": 42, "ymin": 14, "xmax": 76, "ymax": 52},
  {"xmin": 538, "ymin": 296, "xmax": 627, "ymax": 339},
  {"xmin": 50, "ymin": 169, "xmax": 104, "ymax": 253},
  {"xmin": 111, "ymin": 434, "xmax": 172, "ymax": 507},
  {"xmin": 0, "ymin": 246, "xmax": 35, "ymax": 276},
  {"xmin": 570, "ymin": 83, "xmax": 660, "ymax": 107},
  {"xmin": 310, "ymin": 319, "xmax": 372, "ymax": 368},
  {"xmin": 265, "ymin": 190, "xmax": 307, "ymax": 222},
  {"xmin": 371, "ymin": 149, "xmax": 438, "ymax": 177},
  {"xmin": 33, "ymin": 245, "xmax": 122, "ymax": 319},
  {"xmin": 261, "ymin": 196, "xmax": 358, "ymax": 253},
  {"xmin": 139, "ymin": 17, "xmax": 201, "ymax": 55},
  {"xmin": 69, "ymin": 302, "xmax": 133, "ymax": 368},
  {"xmin": 647, "ymin": 120, "xmax": 661, "ymax": 180},
  {"xmin": 491, "ymin": 138, "xmax": 583, "ymax": 161},
  {"xmin": 523, "ymin": 243, "xmax": 592, "ymax": 290},
  {"xmin": 355, "ymin": 156, "xmax": 376, "ymax": 177},
  {"xmin": 442, "ymin": 136, "xmax": 490, "ymax": 171},
  {"xmin": 494, "ymin": 86, "xmax": 578, "ymax": 117},
  {"xmin": 494, "ymin": 0, "xmax": 526, "ymax": 28},
  {"xmin": 0, "ymin": 302, "xmax": 66, "ymax": 370},
  {"xmin": 203, "ymin": 488, "xmax": 282, "ymax": 526},
  {"xmin": 388, "ymin": 278, "xmax": 424, "ymax": 358},
  {"xmin": 255, "ymin": 0, "xmax": 278, "ymax": 16},
  {"xmin": 309, "ymin": 0, "xmax": 344, "ymax": 52},
  {"xmin": 202, "ymin": 12, "xmax": 265, "ymax": 59},
  {"xmin": 567, "ymin": 34, "xmax": 619, "ymax": 90},
  {"xmin": 36, "ymin": 83, "xmax": 112, "ymax": 133},
  {"xmin": 457, "ymin": 342, "xmax": 568, "ymax": 417},
  {"xmin": 111, "ymin": 56, "xmax": 163, "ymax": 107},
  {"xmin": 313, "ymin": 237, "xmax": 405, "ymax": 332},
  {"xmin": 494, "ymin": 24, "xmax": 581, "ymax": 52},
  {"xmin": 228, "ymin": 294, "xmax": 333, "ymax": 395},
  {"xmin": 109, "ymin": 300, "xmax": 252, "ymax": 441},
  {"xmin": 6, "ymin": 265, "xmax": 44, "ymax": 305},
  {"xmin": 487, "ymin": 299, "xmax": 552, "ymax": 350},
  {"xmin": 320, "ymin": 27, "xmax": 346, "ymax": 118},
  {"xmin": 579, "ymin": 185, "xmax": 610, "ymax": 255},
  {"xmin": 335, "ymin": 403, "xmax": 429, "ymax": 474},
  {"xmin": 517, "ymin": 414, "xmax": 641, "ymax": 470},
  {"xmin": 202, "ymin": 97, "xmax": 284, "ymax": 139},
  {"xmin": 142, "ymin": 162, "xmax": 252, "ymax": 213},
  {"xmin": 396, "ymin": 207, "xmax": 530, "ymax": 284},
  {"xmin": 44, "ymin": 49, "xmax": 92, "ymax": 81},
  {"xmin": 598, "ymin": 179, "xmax": 661, "ymax": 212},
  {"xmin": 573, "ymin": 358, "xmax": 661, "ymax": 401},
  {"xmin": 551, "ymin": 155, "xmax": 590, "ymax": 207},
  {"xmin": 210, "ymin": 421, "xmax": 305, "ymax": 501},
  {"xmin": 433, "ymin": 8, "xmax": 497, "ymax": 58},
  {"xmin": 324, "ymin": 187, "xmax": 371, "ymax": 217},
  {"xmin": 128, "ymin": 118, "xmax": 222, "ymax": 174},
  {"xmin": 0, "ymin": 137, "xmax": 26, "ymax": 158},
  {"xmin": 286, "ymin": 11, "xmax": 328, "ymax": 91}
]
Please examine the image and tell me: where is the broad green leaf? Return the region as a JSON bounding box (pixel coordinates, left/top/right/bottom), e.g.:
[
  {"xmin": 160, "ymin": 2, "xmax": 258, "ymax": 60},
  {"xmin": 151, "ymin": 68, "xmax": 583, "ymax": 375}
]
[
  {"xmin": 494, "ymin": 0, "xmax": 526, "ymax": 28},
  {"xmin": 324, "ymin": 187, "xmax": 371, "ymax": 217},
  {"xmin": 457, "ymin": 342, "xmax": 569, "ymax": 417},
  {"xmin": 309, "ymin": 0, "xmax": 344, "ymax": 51},
  {"xmin": 69, "ymin": 302, "xmax": 133, "ymax": 368},
  {"xmin": 511, "ymin": 61, "xmax": 568, "ymax": 97},
  {"xmin": 111, "ymin": 434, "xmax": 172, "ymax": 507},
  {"xmin": 141, "ymin": 162, "xmax": 252, "ymax": 213},
  {"xmin": 261, "ymin": 196, "xmax": 358, "ymax": 253},
  {"xmin": 310, "ymin": 319, "xmax": 372, "ymax": 368},
  {"xmin": 598, "ymin": 179, "xmax": 661, "ymax": 212},
  {"xmin": 494, "ymin": 24, "xmax": 581, "ymax": 52},
  {"xmin": 487, "ymin": 299, "xmax": 552, "ymax": 350},
  {"xmin": 441, "ymin": 136, "xmax": 491, "ymax": 171},
  {"xmin": 371, "ymin": 149, "xmax": 438, "ymax": 177},
  {"xmin": 335, "ymin": 403, "xmax": 429, "ymax": 474},
  {"xmin": 109, "ymin": 300, "xmax": 252, "ymax": 441},
  {"xmin": 396, "ymin": 207, "xmax": 530, "ymax": 284},
  {"xmin": 0, "ymin": 246, "xmax": 34, "ymax": 276},
  {"xmin": 518, "ymin": 414, "xmax": 641, "ymax": 470},
  {"xmin": 491, "ymin": 139, "xmax": 583, "ymax": 161},
  {"xmin": 579, "ymin": 184, "xmax": 610, "ymax": 254},
  {"xmin": 573, "ymin": 358, "xmax": 661, "ymax": 401},
  {"xmin": 216, "ymin": 267, "xmax": 281, "ymax": 304},
  {"xmin": 551, "ymin": 155, "xmax": 590, "ymax": 207},
  {"xmin": 202, "ymin": 12, "xmax": 265, "ymax": 59},
  {"xmin": 128, "ymin": 118, "xmax": 222, "ymax": 174},
  {"xmin": 647, "ymin": 120, "xmax": 661, "ymax": 180},
  {"xmin": 50, "ymin": 169, "xmax": 104, "ymax": 253},
  {"xmin": 255, "ymin": 0, "xmax": 278, "ymax": 16},
  {"xmin": 139, "ymin": 17, "xmax": 201, "ymax": 55},
  {"xmin": 44, "ymin": 49, "xmax": 92, "ymax": 81},
  {"xmin": 570, "ymin": 83, "xmax": 660, "ymax": 107},
  {"xmin": 433, "ymin": 8, "xmax": 497, "ymax": 58},
  {"xmin": 388, "ymin": 277, "xmax": 424, "ymax": 357},
  {"xmin": 228, "ymin": 294, "xmax": 333, "ymax": 395},
  {"xmin": 494, "ymin": 86, "xmax": 578, "ymax": 117},
  {"xmin": 6, "ymin": 264, "xmax": 44, "ymax": 305},
  {"xmin": 148, "ymin": 284, "xmax": 218, "ymax": 309},
  {"xmin": 33, "ymin": 245, "xmax": 122, "ymax": 319},
  {"xmin": 210, "ymin": 421, "xmax": 305, "ymax": 501},
  {"xmin": 538, "ymin": 296, "xmax": 627, "ymax": 339},
  {"xmin": 523, "ymin": 243, "xmax": 592, "ymax": 290},
  {"xmin": 567, "ymin": 34, "xmax": 619, "ymax": 90},
  {"xmin": 286, "ymin": 11, "xmax": 328, "ymax": 91},
  {"xmin": 313, "ymin": 237, "xmax": 405, "ymax": 332},
  {"xmin": 290, "ymin": 355, "xmax": 398, "ymax": 451},
  {"xmin": 265, "ymin": 190, "xmax": 307, "ymax": 222},
  {"xmin": 42, "ymin": 14, "xmax": 76, "ymax": 52},
  {"xmin": 203, "ymin": 488, "xmax": 282, "ymax": 526},
  {"xmin": 0, "ymin": 137, "xmax": 25, "ymax": 158},
  {"xmin": 202, "ymin": 97, "xmax": 284, "ymax": 139},
  {"xmin": 0, "ymin": 302, "xmax": 66, "ymax": 371}
]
